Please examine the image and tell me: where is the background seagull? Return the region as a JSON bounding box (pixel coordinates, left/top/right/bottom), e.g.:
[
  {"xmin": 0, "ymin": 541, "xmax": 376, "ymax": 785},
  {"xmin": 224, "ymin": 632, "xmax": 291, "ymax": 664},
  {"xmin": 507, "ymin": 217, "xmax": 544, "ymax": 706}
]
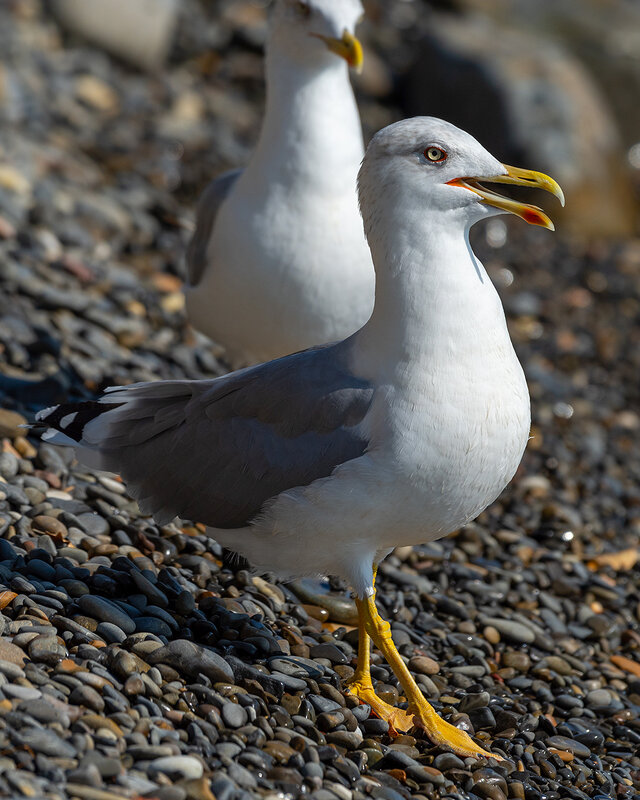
[
  {"xmin": 184, "ymin": 0, "xmax": 374, "ymax": 364},
  {"xmin": 36, "ymin": 117, "xmax": 564, "ymax": 758}
]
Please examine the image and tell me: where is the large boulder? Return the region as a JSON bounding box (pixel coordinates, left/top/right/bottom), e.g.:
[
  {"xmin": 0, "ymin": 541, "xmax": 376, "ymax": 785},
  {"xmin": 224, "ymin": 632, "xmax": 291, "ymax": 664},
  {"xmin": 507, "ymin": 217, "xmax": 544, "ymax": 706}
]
[
  {"xmin": 52, "ymin": 0, "xmax": 179, "ymax": 71},
  {"xmin": 399, "ymin": 11, "xmax": 636, "ymax": 237}
]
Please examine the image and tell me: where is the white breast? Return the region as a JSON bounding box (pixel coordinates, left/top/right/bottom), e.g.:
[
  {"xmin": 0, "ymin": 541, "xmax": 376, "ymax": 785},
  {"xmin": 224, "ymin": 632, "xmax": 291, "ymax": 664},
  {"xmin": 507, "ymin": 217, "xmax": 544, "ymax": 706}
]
[{"xmin": 188, "ymin": 180, "xmax": 374, "ymax": 363}]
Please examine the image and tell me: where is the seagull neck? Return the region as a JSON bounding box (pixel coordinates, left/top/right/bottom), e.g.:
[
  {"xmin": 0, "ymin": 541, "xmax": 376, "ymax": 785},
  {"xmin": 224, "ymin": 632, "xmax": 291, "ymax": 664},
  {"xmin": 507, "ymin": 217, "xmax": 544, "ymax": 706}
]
[
  {"xmin": 355, "ymin": 218, "xmax": 505, "ymax": 371},
  {"xmin": 249, "ymin": 47, "xmax": 364, "ymax": 187}
]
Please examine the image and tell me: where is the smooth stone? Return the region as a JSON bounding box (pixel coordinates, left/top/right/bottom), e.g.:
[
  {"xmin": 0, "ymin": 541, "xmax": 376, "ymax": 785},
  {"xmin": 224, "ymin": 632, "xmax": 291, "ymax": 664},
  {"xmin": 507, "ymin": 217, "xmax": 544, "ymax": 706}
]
[
  {"xmin": 501, "ymin": 651, "xmax": 531, "ymax": 672},
  {"xmin": 546, "ymin": 735, "xmax": 591, "ymax": 758},
  {"xmin": 96, "ymin": 621, "xmax": 126, "ymax": 643},
  {"xmin": 16, "ymin": 697, "xmax": 60, "ymax": 724},
  {"xmin": 433, "ymin": 752, "xmax": 465, "ymax": 770},
  {"xmin": 31, "ymin": 515, "xmax": 68, "ymax": 537},
  {"xmin": 268, "ymin": 656, "xmax": 323, "ymax": 679},
  {"xmin": 536, "ymin": 655, "xmax": 573, "ymax": 675},
  {"xmin": 585, "ymin": 688, "xmax": 614, "ymax": 709},
  {"xmin": 146, "ymin": 639, "xmax": 233, "ymax": 683},
  {"xmin": 326, "ymin": 730, "xmax": 362, "ymax": 749},
  {"xmin": 134, "ymin": 616, "xmax": 172, "ymax": 637},
  {"xmin": 408, "ymin": 655, "xmax": 440, "ymax": 675},
  {"xmin": 75, "ymin": 513, "xmax": 110, "ymax": 536},
  {"xmin": 309, "ymin": 643, "xmax": 348, "ymax": 664},
  {"xmin": 78, "ymin": 752, "xmax": 122, "ymax": 778},
  {"xmin": 3, "ymin": 684, "xmax": 42, "ymax": 700},
  {"xmin": 78, "ymin": 595, "xmax": 136, "ymax": 634},
  {"xmin": 468, "ymin": 706, "xmax": 496, "ymax": 730},
  {"xmin": 0, "ymin": 452, "xmax": 19, "ymax": 478},
  {"xmin": 25, "ymin": 559, "xmax": 56, "ymax": 581},
  {"xmin": 457, "ymin": 691, "xmax": 491, "ymax": 713},
  {"xmin": 131, "ymin": 570, "xmax": 169, "ymax": 608},
  {"xmin": 308, "ymin": 694, "xmax": 342, "ymax": 713},
  {"xmin": 268, "ymin": 671, "xmax": 307, "ymax": 691},
  {"xmin": 16, "ymin": 727, "xmax": 76, "ymax": 758},
  {"xmin": 124, "ymin": 673, "xmax": 145, "ymax": 695},
  {"xmin": 222, "ymin": 702, "xmax": 248, "ymax": 729},
  {"xmin": 481, "ymin": 617, "xmax": 535, "ymax": 644},
  {"xmin": 0, "ymin": 659, "xmax": 25, "ymax": 680},
  {"xmin": 362, "ymin": 718, "xmax": 389, "ymax": 736},
  {"xmin": 149, "ymin": 755, "xmax": 204, "ymax": 781},
  {"xmin": 69, "ymin": 684, "xmax": 105, "ymax": 712},
  {"xmin": 66, "ymin": 764, "xmax": 103, "ymax": 788},
  {"xmin": 28, "ymin": 636, "xmax": 68, "ymax": 665}
]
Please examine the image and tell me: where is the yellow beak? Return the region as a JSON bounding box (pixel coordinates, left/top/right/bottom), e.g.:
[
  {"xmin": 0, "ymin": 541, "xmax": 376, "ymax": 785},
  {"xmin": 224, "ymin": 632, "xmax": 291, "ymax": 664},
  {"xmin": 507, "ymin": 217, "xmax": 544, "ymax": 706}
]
[
  {"xmin": 448, "ymin": 164, "xmax": 565, "ymax": 231},
  {"xmin": 309, "ymin": 29, "xmax": 363, "ymax": 73}
]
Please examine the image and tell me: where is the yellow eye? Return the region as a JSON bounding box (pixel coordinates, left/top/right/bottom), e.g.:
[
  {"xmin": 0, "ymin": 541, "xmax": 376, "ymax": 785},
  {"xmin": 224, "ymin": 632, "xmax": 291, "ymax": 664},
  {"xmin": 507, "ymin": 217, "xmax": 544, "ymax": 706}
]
[
  {"xmin": 424, "ymin": 146, "xmax": 447, "ymax": 163},
  {"xmin": 295, "ymin": 1, "xmax": 311, "ymax": 17}
]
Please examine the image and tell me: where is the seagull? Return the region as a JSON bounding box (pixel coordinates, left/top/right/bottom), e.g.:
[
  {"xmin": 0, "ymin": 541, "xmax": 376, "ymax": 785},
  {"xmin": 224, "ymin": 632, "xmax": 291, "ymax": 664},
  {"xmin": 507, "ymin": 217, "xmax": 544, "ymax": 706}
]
[
  {"xmin": 36, "ymin": 117, "xmax": 564, "ymax": 759},
  {"xmin": 184, "ymin": 0, "xmax": 374, "ymax": 364}
]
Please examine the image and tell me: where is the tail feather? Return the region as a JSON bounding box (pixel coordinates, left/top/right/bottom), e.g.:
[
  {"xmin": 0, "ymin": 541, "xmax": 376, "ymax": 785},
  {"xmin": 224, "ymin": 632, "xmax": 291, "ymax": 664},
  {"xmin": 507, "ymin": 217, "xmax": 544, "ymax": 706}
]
[{"xmin": 34, "ymin": 382, "xmax": 198, "ymax": 486}]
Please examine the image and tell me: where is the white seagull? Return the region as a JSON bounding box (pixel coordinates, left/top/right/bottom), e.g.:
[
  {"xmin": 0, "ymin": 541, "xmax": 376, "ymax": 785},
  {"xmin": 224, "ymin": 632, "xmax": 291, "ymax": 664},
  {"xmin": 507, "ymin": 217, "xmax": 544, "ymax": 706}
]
[
  {"xmin": 37, "ymin": 117, "xmax": 564, "ymax": 759},
  {"xmin": 184, "ymin": 0, "xmax": 374, "ymax": 364}
]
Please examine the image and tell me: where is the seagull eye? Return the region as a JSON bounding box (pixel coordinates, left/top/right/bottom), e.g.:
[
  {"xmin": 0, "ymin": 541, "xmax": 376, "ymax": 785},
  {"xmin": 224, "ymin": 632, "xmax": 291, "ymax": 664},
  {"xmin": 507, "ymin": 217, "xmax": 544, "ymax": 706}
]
[
  {"xmin": 295, "ymin": 1, "xmax": 311, "ymax": 17},
  {"xmin": 424, "ymin": 146, "xmax": 447, "ymax": 163}
]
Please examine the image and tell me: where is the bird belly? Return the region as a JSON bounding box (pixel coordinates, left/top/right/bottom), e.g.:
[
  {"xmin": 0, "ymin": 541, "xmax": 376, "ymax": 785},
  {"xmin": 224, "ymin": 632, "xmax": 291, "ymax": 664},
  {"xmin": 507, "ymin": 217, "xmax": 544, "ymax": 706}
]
[{"xmin": 221, "ymin": 362, "xmax": 529, "ymax": 593}]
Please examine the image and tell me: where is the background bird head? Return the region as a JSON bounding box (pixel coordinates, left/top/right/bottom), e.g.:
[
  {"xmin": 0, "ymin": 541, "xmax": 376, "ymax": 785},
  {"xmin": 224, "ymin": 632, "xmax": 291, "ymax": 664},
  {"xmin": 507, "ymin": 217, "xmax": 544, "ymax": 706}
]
[{"xmin": 269, "ymin": 0, "xmax": 364, "ymax": 72}]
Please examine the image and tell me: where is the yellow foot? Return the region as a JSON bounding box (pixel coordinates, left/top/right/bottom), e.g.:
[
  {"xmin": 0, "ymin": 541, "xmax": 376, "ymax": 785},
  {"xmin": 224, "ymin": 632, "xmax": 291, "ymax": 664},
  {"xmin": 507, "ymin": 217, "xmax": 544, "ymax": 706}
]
[
  {"xmin": 347, "ymin": 680, "xmax": 415, "ymax": 735},
  {"xmin": 409, "ymin": 697, "xmax": 504, "ymax": 761}
]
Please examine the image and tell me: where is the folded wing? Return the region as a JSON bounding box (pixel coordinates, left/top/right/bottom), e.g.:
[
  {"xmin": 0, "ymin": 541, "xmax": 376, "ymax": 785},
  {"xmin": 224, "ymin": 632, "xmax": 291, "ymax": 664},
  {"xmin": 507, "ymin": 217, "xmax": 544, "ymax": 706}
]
[
  {"xmin": 185, "ymin": 168, "xmax": 242, "ymax": 287},
  {"xmin": 37, "ymin": 344, "xmax": 373, "ymax": 528}
]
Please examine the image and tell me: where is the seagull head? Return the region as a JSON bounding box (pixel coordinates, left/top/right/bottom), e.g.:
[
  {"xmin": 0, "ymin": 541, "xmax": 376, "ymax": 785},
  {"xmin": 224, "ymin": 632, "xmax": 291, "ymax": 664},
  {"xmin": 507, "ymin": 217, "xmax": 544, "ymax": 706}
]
[
  {"xmin": 358, "ymin": 117, "xmax": 564, "ymax": 237},
  {"xmin": 270, "ymin": 0, "xmax": 364, "ymax": 72}
]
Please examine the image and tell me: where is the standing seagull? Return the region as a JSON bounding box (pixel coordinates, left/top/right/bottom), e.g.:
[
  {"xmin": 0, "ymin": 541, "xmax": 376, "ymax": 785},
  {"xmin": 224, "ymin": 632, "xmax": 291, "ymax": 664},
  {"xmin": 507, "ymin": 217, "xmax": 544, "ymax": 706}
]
[
  {"xmin": 185, "ymin": 0, "xmax": 374, "ymax": 364},
  {"xmin": 37, "ymin": 118, "xmax": 563, "ymax": 758}
]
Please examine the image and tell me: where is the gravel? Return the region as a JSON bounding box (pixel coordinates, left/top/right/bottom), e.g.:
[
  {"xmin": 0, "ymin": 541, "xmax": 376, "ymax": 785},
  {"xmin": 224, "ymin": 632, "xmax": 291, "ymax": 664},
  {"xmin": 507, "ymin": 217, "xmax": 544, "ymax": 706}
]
[{"xmin": 0, "ymin": 2, "xmax": 639, "ymax": 800}]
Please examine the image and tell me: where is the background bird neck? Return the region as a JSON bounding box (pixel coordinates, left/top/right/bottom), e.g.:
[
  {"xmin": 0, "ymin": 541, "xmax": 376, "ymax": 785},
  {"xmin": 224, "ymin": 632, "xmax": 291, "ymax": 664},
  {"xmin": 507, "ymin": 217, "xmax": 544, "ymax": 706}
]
[{"xmin": 250, "ymin": 49, "xmax": 364, "ymax": 189}]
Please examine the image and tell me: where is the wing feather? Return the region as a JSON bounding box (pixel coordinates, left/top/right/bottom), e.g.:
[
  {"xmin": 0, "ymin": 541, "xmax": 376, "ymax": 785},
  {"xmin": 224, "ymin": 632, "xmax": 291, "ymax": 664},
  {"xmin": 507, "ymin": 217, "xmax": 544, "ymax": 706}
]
[
  {"xmin": 36, "ymin": 344, "xmax": 373, "ymax": 528},
  {"xmin": 185, "ymin": 168, "xmax": 242, "ymax": 286}
]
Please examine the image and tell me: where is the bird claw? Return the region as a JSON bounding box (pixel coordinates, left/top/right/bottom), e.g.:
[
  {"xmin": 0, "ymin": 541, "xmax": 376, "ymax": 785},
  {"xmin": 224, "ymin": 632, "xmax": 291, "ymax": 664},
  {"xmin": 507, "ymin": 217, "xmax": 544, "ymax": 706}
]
[
  {"xmin": 408, "ymin": 702, "xmax": 504, "ymax": 761},
  {"xmin": 347, "ymin": 680, "xmax": 414, "ymax": 735}
]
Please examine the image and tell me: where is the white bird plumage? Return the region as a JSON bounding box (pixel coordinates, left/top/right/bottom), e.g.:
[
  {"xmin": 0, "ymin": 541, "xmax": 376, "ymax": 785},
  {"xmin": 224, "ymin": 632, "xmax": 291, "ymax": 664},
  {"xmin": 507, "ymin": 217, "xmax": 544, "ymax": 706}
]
[
  {"xmin": 185, "ymin": 0, "xmax": 374, "ymax": 364},
  {"xmin": 39, "ymin": 117, "xmax": 563, "ymax": 758},
  {"xmin": 214, "ymin": 118, "xmax": 533, "ymax": 595}
]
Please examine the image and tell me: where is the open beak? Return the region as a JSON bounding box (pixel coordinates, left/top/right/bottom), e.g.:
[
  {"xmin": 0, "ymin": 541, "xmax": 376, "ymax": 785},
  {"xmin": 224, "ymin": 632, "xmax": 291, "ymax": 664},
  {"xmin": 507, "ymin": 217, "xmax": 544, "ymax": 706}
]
[
  {"xmin": 447, "ymin": 165, "xmax": 565, "ymax": 230},
  {"xmin": 309, "ymin": 29, "xmax": 363, "ymax": 72}
]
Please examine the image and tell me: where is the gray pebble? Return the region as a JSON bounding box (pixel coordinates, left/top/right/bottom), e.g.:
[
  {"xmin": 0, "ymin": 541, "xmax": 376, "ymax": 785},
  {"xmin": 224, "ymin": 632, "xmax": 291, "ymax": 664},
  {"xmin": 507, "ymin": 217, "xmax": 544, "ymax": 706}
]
[
  {"xmin": 78, "ymin": 594, "xmax": 136, "ymax": 634},
  {"xmin": 147, "ymin": 639, "xmax": 233, "ymax": 683},
  {"xmin": 15, "ymin": 727, "xmax": 76, "ymax": 758},
  {"xmin": 481, "ymin": 616, "xmax": 535, "ymax": 644},
  {"xmin": 96, "ymin": 621, "xmax": 127, "ymax": 643},
  {"xmin": 69, "ymin": 684, "xmax": 105, "ymax": 712},
  {"xmin": 222, "ymin": 702, "xmax": 248, "ymax": 729},
  {"xmin": 3, "ymin": 684, "xmax": 42, "ymax": 700},
  {"xmin": 149, "ymin": 755, "xmax": 204, "ymax": 781},
  {"xmin": 75, "ymin": 512, "xmax": 110, "ymax": 536}
]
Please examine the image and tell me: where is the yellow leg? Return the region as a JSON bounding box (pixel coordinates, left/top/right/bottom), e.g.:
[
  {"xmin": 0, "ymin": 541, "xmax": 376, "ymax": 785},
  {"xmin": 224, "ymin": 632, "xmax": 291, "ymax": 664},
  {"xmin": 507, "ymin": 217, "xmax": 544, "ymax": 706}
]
[
  {"xmin": 347, "ymin": 566, "xmax": 414, "ymax": 734},
  {"xmin": 355, "ymin": 589, "xmax": 503, "ymax": 760}
]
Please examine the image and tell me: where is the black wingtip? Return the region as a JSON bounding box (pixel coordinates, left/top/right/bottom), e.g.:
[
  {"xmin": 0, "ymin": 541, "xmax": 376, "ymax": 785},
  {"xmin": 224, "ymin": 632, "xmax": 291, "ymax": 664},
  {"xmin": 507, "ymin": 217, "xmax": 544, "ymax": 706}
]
[{"xmin": 34, "ymin": 401, "xmax": 123, "ymax": 442}]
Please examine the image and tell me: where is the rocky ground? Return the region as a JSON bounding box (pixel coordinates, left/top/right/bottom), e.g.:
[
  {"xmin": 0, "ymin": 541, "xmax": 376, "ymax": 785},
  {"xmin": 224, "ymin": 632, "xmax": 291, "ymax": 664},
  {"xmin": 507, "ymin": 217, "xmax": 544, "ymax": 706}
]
[{"xmin": 0, "ymin": 2, "xmax": 639, "ymax": 800}]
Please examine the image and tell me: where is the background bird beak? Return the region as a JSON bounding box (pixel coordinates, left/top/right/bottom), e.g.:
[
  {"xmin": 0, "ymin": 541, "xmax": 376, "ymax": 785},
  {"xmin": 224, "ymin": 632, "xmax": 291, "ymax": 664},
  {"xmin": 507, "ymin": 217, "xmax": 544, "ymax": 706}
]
[
  {"xmin": 447, "ymin": 165, "xmax": 565, "ymax": 230},
  {"xmin": 309, "ymin": 29, "xmax": 363, "ymax": 72}
]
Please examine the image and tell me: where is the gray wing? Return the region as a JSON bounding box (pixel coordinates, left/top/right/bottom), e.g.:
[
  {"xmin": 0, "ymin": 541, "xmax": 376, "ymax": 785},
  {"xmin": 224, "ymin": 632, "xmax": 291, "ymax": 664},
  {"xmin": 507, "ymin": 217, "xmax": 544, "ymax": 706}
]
[
  {"xmin": 37, "ymin": 343, "xmax": 373, "ymax": 528},
  {"xmin": 185, "ymin": 168, "xmax": 242, "ymax": 287}
]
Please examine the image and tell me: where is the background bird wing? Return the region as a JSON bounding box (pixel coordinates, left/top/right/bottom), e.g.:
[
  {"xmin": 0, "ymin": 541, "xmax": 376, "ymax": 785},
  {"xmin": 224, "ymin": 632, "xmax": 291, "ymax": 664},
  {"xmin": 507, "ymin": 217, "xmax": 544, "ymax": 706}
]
[
  {"xmin": 38, "ymin": 343, "xmax": 373, "ymax": 528},
  {"xmin": 185, "ymin": 168, "xmax": 242, "ymax": 287}
]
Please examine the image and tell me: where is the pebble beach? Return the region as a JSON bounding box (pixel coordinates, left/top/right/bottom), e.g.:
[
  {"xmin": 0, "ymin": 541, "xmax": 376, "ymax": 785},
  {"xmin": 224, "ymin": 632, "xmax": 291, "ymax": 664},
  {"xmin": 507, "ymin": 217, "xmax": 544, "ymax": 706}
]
[{"xmin": 0, "ymin": 3, "xmax": 639, "ymax": 799}]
